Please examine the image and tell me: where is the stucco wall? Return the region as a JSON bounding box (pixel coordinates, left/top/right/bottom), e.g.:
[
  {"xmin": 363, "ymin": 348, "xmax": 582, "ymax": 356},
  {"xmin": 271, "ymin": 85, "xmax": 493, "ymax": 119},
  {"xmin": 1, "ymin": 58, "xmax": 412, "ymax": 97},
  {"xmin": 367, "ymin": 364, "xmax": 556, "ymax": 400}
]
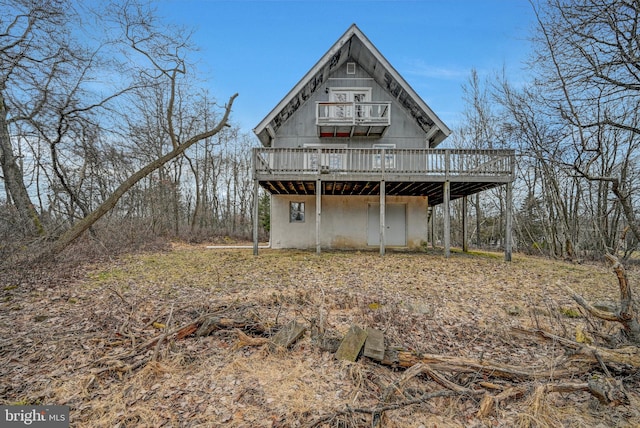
[{"xmin": 270, "ymin": 194, "xmax": 428, "ymax": 250}]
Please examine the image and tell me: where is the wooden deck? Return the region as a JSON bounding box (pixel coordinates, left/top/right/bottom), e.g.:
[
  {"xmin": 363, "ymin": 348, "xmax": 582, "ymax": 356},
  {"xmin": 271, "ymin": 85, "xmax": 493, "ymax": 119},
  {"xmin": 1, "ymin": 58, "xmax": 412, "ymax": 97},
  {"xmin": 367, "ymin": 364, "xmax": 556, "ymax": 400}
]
[
  {"xmin": 253, "ymin": 148, "xmax": 515, "ymax": 205},
  {"xmin": 316, "ymin": 101, "xmax": 391, "ymax": 138}
]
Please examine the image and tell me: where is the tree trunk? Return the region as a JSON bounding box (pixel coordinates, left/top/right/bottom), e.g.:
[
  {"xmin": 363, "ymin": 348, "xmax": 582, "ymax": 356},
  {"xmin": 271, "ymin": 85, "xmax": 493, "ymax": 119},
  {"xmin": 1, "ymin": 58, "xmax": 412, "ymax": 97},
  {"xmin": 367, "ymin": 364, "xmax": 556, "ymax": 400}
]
[
  {"xmin": 560, "ymin": 253, "xmax": 640, "ymax": 344},
  {"xmin": 185, "ymin": 152, "xmax": 201, "ymax": 233},
  {"xmin": 45, "ymin": 93, "xmax": 237, "ymax": 256},
  {"xmin": 0, "ymin": 91, "xmax": 44, "ymax": 236}
]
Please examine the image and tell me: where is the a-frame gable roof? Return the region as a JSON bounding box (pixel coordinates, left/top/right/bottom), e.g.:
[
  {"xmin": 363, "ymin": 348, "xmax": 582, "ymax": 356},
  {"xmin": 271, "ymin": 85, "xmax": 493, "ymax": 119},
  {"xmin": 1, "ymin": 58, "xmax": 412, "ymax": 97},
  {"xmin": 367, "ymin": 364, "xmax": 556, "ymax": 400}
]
[{"xmin": 254, "ymin": 24, "xmax": 451, "ymax": 147}]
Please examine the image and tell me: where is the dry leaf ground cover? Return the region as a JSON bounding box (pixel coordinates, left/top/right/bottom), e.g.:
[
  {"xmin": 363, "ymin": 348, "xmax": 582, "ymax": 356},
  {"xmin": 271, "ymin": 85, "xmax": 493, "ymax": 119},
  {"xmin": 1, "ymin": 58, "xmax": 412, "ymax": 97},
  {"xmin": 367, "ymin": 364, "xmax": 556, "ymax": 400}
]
[{"xmin": 1, "ymin": 244, "xmax": 640, "ymax": 427}]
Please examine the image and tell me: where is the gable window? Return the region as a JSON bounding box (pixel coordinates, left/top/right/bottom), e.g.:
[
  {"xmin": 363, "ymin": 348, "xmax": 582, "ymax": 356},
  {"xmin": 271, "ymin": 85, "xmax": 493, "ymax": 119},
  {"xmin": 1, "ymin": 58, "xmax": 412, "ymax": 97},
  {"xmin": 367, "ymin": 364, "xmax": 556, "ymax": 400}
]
[
  {"xmin": 346, "ymin": 62, "xmax": 356, "ymax": 74},
  {"xmin": 290, "ymin": 202, "xmax": 305, "ymax": 222}
]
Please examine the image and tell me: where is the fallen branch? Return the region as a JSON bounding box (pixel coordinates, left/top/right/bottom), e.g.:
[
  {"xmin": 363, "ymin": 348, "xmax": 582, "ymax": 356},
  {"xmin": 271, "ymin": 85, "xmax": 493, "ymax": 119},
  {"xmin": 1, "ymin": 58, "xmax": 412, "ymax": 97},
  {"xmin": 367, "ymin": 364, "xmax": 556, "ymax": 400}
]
[
  {"xmin": 511, "ymin": 327, "xmax": 640, "ymax": 368},
  {"xmin": 152, "ymin": 304, "xmax": 174, "ymax": 362},
  {"xmin": 530, "ymin": 382, "xmax": 589, "ymax": 415},
  {"xmin": 559, "ymin": 283, "xmax": 620, "ymax": 321},
  {"xmin": 195, "ymin": 316, "xmax": 266, "ymax": 337},
  {"xmin": 557, "ymin": 253, "xmax": 640, "ymax": 343},
  {"xmin": 175, "ymin": 322, "xmax": 199, "ymax": 340},
  {"xmin": 421, "ymin": 364, "xmax": 476, "ymax": 394},
  {"xmin": 477, "ymin": 386, "xmax": 528, "ymax": 418},
  {"xmin": 233, "ymin": 329, "xmax": 269, "ymax": 349},
  {"xmin": 307, "ymin": 389, "xmax": 459, "ymax": 428},
  {"xmin": 587, "ymin": 376, "xmax": 629, "ymax": 405},
  {"xmin": 381, "ymin": 348, "xmax": 587, "ymax": 380},
  {"xmin": 380, "ymin": 363, "xmax": 428, "ymax": 403},
  {"xmin": 479, "ymin": 378, "xmax": 628, "ymax": 420},
  {"xmin": 87, "ymin": 311, "xmax": 271, "ymax": 374}
]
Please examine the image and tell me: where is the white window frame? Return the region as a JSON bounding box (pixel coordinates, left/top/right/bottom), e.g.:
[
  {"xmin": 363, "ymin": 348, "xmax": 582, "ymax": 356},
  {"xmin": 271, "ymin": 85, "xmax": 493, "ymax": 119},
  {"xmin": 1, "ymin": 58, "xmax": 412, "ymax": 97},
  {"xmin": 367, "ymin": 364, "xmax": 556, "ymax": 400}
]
[
  {"xmin": 373, "ymin": 143, "xmax": 396, "ymax": 169},
  {"xmin": 304, "ymin": 143, "xmax": 347, "ymax": 172},
  {"xmin": 329, "ymin": 88, "xmax": 372, "ymax": 120},
  {"xmin": 290, "ymin": 201, "xmax": 305, "ymax": 223}
]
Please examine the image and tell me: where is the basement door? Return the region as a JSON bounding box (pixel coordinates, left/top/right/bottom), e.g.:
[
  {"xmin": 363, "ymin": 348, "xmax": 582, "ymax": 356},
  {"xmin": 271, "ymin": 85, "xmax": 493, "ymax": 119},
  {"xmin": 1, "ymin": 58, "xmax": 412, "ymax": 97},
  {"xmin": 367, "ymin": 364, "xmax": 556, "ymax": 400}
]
[{"xmin": 367, "ymin": 204, "xmax": 407, "ymax": 246}]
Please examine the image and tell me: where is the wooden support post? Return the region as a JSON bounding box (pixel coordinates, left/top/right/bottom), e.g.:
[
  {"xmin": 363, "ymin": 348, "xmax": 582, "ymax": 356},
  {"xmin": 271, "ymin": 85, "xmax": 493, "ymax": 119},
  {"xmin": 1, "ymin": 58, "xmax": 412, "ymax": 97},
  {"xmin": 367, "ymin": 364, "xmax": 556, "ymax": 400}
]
[
  {"xmin": 427, "ymin": 206, "xmax": 432, "ymax": 249},
  {"xmin": 443, "ymin": 181, "xmax": 451, "ymax": 258},
  {"xmin": 476, "ymin": 193, "xmax": 481, "ymax": 246},
  {"xmin": 505, "ymin": 181, "xmax": 513, "ymax": 262},
  {"xmin": 380, "ymin": 180, "xmax": 386, "ymax": 256},
  {"xmin": 462, "ymin": 195, "xmax": 468, "ymax": 253},
  {"xmin": 253, "ymin": 178, "xmax": 259, "ymax": 256},
  {"xmin": 316, "ymin": 179, "xmax": 322, "ymax": 254},
  {"xmin": 431, "ymin": 206, "xmax": 436, "ymax": 249}
]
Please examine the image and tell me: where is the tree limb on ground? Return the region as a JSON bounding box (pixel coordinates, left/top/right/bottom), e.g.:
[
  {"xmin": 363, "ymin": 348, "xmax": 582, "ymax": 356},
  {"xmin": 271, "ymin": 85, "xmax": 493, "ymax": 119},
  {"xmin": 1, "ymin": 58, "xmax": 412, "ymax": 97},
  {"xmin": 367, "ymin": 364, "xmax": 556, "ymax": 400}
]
[
  {"xmin": 81, "ymin": 308, "xmax": 636, "ymax": 426},
  {"xmin": 557, "ymin": 253, "xmax": 640, "ymax": 343},
  {"xmin": 307, "ymin": 389, "xmax": 459, "ymax": 428},
  {"xmin": 381, "ymin": 348, "xmax": 588, "ymax": 380},
  {"xmin": 511, "ymin": 327, "xmax": 640, "ymax": 368}
]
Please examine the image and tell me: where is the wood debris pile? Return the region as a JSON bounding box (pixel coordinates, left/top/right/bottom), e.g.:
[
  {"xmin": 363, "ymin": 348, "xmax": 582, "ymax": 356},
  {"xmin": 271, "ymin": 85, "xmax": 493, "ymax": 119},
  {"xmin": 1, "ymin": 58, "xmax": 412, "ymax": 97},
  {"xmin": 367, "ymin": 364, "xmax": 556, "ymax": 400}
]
[{"xmin": 1, "ymin": 246, "xmax": 640, "ymax": 427}]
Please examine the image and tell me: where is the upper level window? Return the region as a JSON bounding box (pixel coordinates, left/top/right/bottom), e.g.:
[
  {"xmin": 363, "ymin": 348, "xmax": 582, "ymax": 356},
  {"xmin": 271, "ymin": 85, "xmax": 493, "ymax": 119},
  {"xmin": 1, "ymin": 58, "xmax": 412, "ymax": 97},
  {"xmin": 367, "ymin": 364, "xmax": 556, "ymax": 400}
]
[
  {"xmin": 330, "ymin": 88, "xmax": 371, "ymax": 119},
  {"xmin": 330, "ymin": 88, "xmax": 370, "ymax": 103}
]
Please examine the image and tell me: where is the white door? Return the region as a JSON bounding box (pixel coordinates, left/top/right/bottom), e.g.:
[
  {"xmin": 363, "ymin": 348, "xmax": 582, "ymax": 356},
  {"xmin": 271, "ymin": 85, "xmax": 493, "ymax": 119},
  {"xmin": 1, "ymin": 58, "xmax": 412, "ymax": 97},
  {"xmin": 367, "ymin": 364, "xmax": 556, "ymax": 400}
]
[
  {"xmin": 367, "ymin": 204, "xmax": 407, "ymax": 246},
  {"xmin": 330, "ymin": 88, "xmax": 370, "ymax": 120}
]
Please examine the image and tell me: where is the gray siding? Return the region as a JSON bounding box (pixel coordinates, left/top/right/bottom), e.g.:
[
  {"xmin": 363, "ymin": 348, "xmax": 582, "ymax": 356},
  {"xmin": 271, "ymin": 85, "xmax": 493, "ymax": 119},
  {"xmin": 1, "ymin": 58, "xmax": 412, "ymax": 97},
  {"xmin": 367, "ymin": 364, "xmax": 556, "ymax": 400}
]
[{"xmin": 273, "ymin": 60, "xmax": 427, "ymax": 149}]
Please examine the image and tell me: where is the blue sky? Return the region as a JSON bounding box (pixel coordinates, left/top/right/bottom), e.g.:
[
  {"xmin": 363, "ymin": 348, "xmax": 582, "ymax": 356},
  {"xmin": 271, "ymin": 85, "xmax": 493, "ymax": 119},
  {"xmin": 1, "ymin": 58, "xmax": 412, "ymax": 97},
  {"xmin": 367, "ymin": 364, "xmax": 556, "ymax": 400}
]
[{"xmin": 157, "ymin": 0, "xmax": 536, "ymax": 141}]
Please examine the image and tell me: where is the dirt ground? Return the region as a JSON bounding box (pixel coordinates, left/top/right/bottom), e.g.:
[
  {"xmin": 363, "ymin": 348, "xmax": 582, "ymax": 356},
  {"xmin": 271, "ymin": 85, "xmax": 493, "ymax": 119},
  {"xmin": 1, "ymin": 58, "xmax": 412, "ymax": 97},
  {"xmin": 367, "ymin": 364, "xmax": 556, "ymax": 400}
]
[{"xmin": 1, "ymin": 244, "xmax": 639, "ymax": 427}]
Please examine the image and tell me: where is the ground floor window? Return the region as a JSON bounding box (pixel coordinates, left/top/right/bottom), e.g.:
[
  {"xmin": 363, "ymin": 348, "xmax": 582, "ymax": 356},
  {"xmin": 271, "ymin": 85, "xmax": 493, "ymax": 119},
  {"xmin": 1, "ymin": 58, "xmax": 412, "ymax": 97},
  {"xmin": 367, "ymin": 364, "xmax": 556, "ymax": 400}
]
[{"xmin": 290, "ymin": 202, "xmax": 305, "ymax": 222}]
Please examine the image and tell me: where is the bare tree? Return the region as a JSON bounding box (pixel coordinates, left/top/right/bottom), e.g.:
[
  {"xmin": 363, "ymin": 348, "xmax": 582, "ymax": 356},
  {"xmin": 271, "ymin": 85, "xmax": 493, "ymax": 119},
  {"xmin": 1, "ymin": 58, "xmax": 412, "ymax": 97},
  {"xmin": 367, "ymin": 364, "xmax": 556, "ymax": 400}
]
[
  {"xmin": 2, "ymin": 1, "xmax": 141, "ymax": 238},
  {"xmin": 0, "ymin": 1, "xmax": 267, "ymax": 260},
  {"xmin": 530, "ymin": 0, "xmax": 640, "ymax": 252},
  {"xmin": 453, "ymin": 69, "xmax": 510, "ymax": 249},
  {"xmin": 0, "ymin": 0, "xmax": 76, "ymax": 235},
  {"xmin": 501, "ymin": 0, "xmax": 640, "ymax": 340},
  {"xmin": 0, "ymin": 0, "xmax": 247, "ymax": 259},
  {"xmin": 46, "ymin": 2, "xmax": 239, "ymax": 255}
]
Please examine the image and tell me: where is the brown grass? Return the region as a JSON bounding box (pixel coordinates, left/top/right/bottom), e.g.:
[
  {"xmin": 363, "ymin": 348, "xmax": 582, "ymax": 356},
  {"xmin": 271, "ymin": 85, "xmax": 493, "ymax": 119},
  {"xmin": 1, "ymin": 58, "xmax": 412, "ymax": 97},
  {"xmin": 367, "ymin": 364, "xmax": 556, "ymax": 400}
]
[{"xmin": 1, "ymin": 244, "xmax": 639, "ymax": 427}]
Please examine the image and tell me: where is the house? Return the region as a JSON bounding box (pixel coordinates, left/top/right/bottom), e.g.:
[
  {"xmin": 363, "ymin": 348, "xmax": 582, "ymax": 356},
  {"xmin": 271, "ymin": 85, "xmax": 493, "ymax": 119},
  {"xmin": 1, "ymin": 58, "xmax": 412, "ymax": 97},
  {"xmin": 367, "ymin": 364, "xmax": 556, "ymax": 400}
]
[{"xmin": 252, "ymin": 24, "xmax": 515, "ymax": 258}]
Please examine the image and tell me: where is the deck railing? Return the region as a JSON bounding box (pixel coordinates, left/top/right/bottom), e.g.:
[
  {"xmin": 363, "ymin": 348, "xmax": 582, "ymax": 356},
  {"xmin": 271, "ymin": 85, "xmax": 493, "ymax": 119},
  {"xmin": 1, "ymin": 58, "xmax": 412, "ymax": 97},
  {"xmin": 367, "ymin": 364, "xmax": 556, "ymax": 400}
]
[
  {"xmin": 316, "ymin": 102, "xmax": 391, "ymax": 125},
  {"xmin": 253, "ymin": 148, "xmax": 515, "ymax": 180}
]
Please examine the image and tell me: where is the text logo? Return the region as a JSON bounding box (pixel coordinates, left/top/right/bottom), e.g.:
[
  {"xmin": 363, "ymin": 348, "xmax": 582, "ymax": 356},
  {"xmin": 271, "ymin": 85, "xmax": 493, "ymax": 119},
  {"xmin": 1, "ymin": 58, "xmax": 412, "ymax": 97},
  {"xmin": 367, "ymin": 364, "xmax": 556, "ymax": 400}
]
[{"xmin": 1, "ymin": 406, "xmax": 69, "ymax": 427}]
